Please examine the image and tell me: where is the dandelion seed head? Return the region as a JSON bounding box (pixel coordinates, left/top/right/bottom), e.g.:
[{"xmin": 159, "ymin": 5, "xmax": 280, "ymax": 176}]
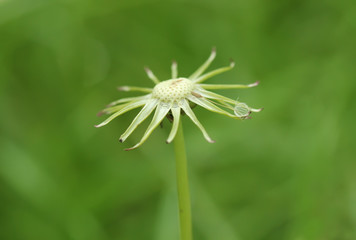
[
  {"xmin": 96, "ymin": 48, "xmax": 262, "ymax": 150},
  {"xmin": 152, "ymin": 78, "xmax": 195, "ymax": 102}
]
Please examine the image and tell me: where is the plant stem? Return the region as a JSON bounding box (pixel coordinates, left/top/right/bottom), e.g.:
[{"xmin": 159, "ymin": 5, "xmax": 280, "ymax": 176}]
[{"xmin": 173, "ymin": 121, "xmax": 192, "ymax": 240}]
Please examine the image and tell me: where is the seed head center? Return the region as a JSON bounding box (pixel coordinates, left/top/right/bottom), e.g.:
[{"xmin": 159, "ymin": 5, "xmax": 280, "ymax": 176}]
[{"xmin": 152, "ymin": 78, "xmax": 195, "ymax": 102}]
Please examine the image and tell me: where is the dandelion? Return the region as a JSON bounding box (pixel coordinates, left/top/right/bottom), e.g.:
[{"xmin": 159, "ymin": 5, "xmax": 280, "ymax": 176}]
[
  {"xmin": 96, "ymin": 48, "xmax": 262, "ymax": 240},
  {"xmin": 95, "ymin": 48, "xmax": 262, "ymax": 151}
]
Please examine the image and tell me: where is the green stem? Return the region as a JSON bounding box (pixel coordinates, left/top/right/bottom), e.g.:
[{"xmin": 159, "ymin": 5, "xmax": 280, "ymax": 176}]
[{"xmin": 173, "ymin": 121, "xmax": 192, "ymax": 240}]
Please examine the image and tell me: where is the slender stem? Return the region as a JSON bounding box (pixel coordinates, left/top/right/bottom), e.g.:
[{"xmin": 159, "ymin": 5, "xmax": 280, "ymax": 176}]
[{"xmin": 173, "ymin": 121, "xmax": 192, "ymax": 240}]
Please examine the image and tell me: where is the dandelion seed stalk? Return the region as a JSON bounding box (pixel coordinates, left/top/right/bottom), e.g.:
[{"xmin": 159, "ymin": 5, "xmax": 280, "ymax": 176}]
[
  {"xmin": 96, "ymin": 48, "xmax": 262, "ymax": 239},
  {"xmin": 173, "ymin": 121, "xmax": 192, "ymax": 240}
]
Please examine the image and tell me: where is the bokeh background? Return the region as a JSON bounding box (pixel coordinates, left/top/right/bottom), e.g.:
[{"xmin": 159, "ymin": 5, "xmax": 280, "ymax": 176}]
[{"xmin": 1, "ymin": 0, "xmax": 356, "ymax": 239}]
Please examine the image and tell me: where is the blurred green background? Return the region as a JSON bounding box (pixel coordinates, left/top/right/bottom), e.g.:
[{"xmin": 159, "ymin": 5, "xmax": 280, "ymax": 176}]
[{"xmin": 1, "ymin": 0, "xmax": 356, "ymax": 239}]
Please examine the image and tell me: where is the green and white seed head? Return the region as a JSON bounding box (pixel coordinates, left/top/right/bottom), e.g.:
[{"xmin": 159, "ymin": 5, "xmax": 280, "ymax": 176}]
[
  {"xmin": 96, "ymin": 48, "xmax": 262, "ymax": 150},
  {"xmin": 152, "ymin": 78, "xmax": 195, "ymax": 103}
]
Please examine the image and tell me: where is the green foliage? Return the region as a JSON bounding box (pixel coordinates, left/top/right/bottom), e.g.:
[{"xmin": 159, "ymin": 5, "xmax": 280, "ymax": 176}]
[{"xmin": 0, "ymin": 0, "xmax": 355, "ymax": 239}]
